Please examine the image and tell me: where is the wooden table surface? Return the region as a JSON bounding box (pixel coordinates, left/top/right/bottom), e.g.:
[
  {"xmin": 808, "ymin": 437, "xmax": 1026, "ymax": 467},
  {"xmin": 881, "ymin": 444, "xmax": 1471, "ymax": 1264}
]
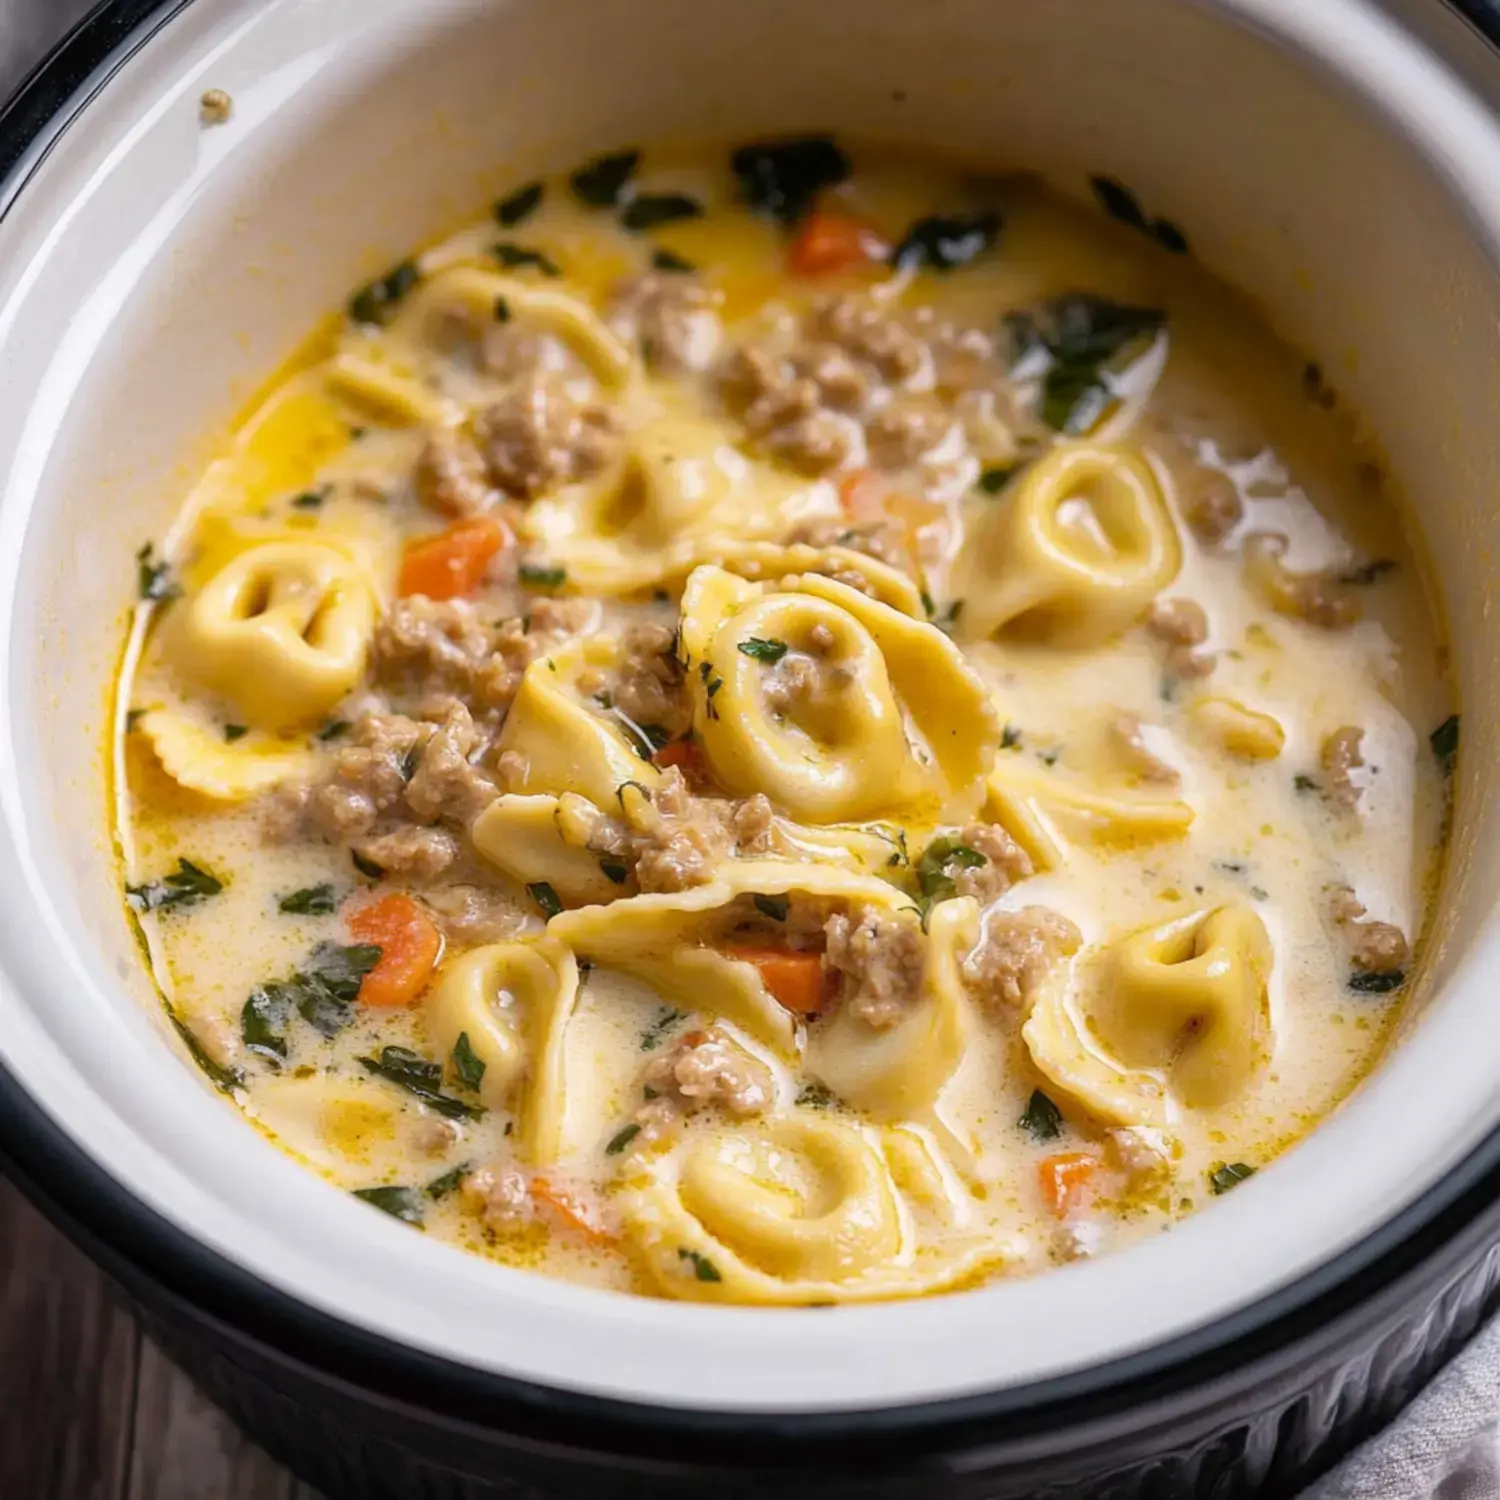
[{"xmin": 0, "ymin": 1175, "xmax": 318, "ymax": 1500}]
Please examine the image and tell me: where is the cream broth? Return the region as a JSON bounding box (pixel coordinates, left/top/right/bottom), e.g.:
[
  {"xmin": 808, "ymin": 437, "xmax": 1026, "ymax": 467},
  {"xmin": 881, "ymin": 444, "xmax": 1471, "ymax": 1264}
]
[{"xmin": 114, "ymin": 144, "xmax": 1452, "ymax": 1303}]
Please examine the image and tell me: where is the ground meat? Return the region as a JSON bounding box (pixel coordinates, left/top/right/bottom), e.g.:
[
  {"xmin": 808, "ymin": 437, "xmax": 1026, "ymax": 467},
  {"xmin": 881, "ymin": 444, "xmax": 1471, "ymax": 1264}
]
[
  {"xmin": 372, "ymin": 597, "xmax": 530, "ymax": 719},
  {"xmin": 309, "ymin": 713, "xmax": 427, "ymax": 839},
  {"xmin": 414, "ymin": 430, "xmax": 492, "ymax": 517},
  {"xmin": 403, "ymin": 702, "xmax": 500, "ymax": 827},
  {"xmin": 411, "ymin": 1118, "xmax": 461, "ymax": 1157},
  {"xmin": 787, "ymin": 342, "xmax": 872, "ymax": 413},
  {"xmin": 823, "ymin": 904, "xmax": 926, "ymax": 1029},
  {"xmin": 1320, "ymin": 725, "xmax": 1367, "ymax": 812},
  {"xmin": 474, "ymin": 379, "xmax": 619, "ymax": 498},
  {"xmin": 809, "ymin": 295, "xmax": 928, "ymax": 384},
  {"xmin": 729, "ymin": 794, "xmax": 776, "ymax": 851},
  {"xmin": 719, "ymin": 347, "xmax": 858, "ymax": 477},
  {"xmin": 952, "ymin": 823, "xmax": 1034, "ymax": 904},
  {"xmin": 606, "ymin": 272, "xmax": 721, "ymax": 373},
  {"xmin": 963, "ymin": 906, "xmax": 1083, "ymax": 1007},
  {"xmin": 609, "ymin": 621, "xmax": 686, "ymax": 728},
  {"xmin": 641, "ymin": 1027, "xmax": 772, "ymax": 1120},
  {"xmin": 1244, "ymin": 534, "xmax": 1359, "ymax": 630},
  {"xmin": 785, "ymin": 516, "xmax": 913, "ymax": 581},
  {"xmin": 1109, "ymin": 712, "xmax": 1181, "ymax": 786},
  {"xmin": 1144, "ymin": 597, "xmax": 1208, "ymax": 647},
  {"xmin": 460, "ymin": 1161, "xmax": 534, "ymax": 1232},
  {"xmin": 1329, "ymin": 887, "xmax": 1409, "ymax": 974},
  {"xmin": 478, "ymin": 325, "xmax": 560, "ymax": 382},
  {"xmin": 422, "ymin": 883, "xmax": 528, "ymax": 944},
  {"xmin": 351, "ymin": 824, "xmax": 462, "ymax": 880},
  {"xmin": 1183, "ymin": 465, "xmax": 1243, "ymax": 544},
  {"xmin": 629, "ymin": 768, "xmax": 736, "ymax": 893},
  {"xmin": 764, "ymin": 407, "xmax": 858, "ymax": 477},
  {"xmin": 1104, "ymin": 1128, "xmax": 1172, "ymax": 1191},
  {"xmin": 762, "ymin": 651, "xmax": 822, "ymax": 714},
  {"xmin": 864, "ymin": 399, "xmax": 953, "ymax": 470}
]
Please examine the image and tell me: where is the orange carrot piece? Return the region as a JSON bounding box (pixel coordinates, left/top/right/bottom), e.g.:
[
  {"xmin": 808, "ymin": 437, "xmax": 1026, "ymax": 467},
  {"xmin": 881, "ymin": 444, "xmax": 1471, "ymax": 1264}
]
[
  {"xmin": 530, "ymin": 1176, "xmax": 617, "ymax": 1245},
  {"xmin": 724, "ymin": 946, "xmax": 833, "ymax": 1015},
  {"xmin": 397, "ymin": 515, "xmax": 511, "ymax": 600},
  {"xmin": 1037, "ymin": 1152, "xmax": 1101, "ymax": 1218},
  {"xmin": 347, "ymin": 893, "xmax": 443, "ymax": 1007},
  {"xmin": 652, "ymin": 738, "xmax": 710, "ymax": 785},
  {"xmin": 838, "ymin": 467, "xmax": 884, "ymax": 519},
  {"xmin": 788, "ymin": 210, "xmax": 885, "ymax": 277}
]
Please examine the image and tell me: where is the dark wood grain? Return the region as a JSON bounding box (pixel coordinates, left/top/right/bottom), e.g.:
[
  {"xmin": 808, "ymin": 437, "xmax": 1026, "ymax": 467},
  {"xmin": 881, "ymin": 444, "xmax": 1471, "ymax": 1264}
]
[{"xmin": 0, "ymin": 1174, "xmax": 317, "ymax": 1500}]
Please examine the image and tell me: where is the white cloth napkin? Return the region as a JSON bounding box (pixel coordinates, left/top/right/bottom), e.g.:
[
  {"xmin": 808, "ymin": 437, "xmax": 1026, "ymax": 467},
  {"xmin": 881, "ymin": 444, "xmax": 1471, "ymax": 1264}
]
[{"xmin": 1301, "ymin": 1317, "xmax": 1500, "ymax": 1499}]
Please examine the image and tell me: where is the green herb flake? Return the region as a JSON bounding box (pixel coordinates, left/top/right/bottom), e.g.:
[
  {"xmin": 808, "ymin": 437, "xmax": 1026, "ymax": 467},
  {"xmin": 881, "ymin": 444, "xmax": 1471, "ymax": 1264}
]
[
  {"xmin": 451, "ymin": 1031, "xmax": 487, "ymax": 1091},
  {"xmin": 1017, "ymin": 1088, "xmax": 1064, "ymax": 1142},
  {"xmin": 1001, "ymin": 723, "xmax": 1023, "ymax": 750},
  {"xmin": 730, "ymin": 136, "xmax": 850, "ymax": 224},
  {"xmin": 606, "ymin": 1122, "xmax": 642, "ymax": 1156},
  {"xmin": 169, "ymin": 1008, "xmax": 243, "ymax": 1093},
  {"xmin": 892, "ymin": 212, "xmax": 1001, "ymax": 273},
  {"xmin": 136, "ymin": 543, "xmax": 179, "ymax": 603},
  {"xmin": 641, "ymin": 1008, "xmax": 685, "ymax": 1052},
  {"xmin": 284, "ymin": 941, "xmax": 384, "ymax": 1037},
  {"xmin": 916, "ymin": 836, "xmax": 988, "ymax": 905},
  {"xmin": 351, "ymin": 849, "xmax": 384, "ymax": 880},
  {"xmin": 494, "ymin": 180, "xmax": 544, "ymax": 227},
  {"xmin": 493, "ymin": 294, "xmax": 511, "ymax": 324},
  {"xmin": 290, "ymin": 487, "xmax": 328, "ymax": 510},
  {"xmin": 796, "ymin": 1081, "xmax": 838, "ymax": 1110},
  {"xmin": 352, "ymin": 1186, "xmax": 425, "ymax": 1226},
  {"xmin": 571, "ymin": 149, "xmax": 640, "ymax": 207},
  {"xmin": 491, "ymin": 242, "xmax": 561, "ymax": 277},
  {"xmin": 425, "ymin": 1163, "xmax": 470, "ymax": 1201},
  {"xmin": 1209, "ymin": 1162, "xmax": 1256, "ymax": 1195},
  {"xmin": 1090, "ymin": 175, "xmax": 1148, "ymax": 230},
  {"xmin": 600, "ymin": 858, "xmax": 630, "ymax": 885},
  {"xmin": 318, "ymin": 719, "xmax": 350, "ymax": 742},
  {"xmin": 359, "ymin": 1045, "xmax": 484, "ymax": 1120},
  {"xmin": 1293, "ymin": 772, "xmax": 1320, "ymax": 796},
  {"xmin": 519, "ymin": 563, "xmax": 567, "ymax": 590},
  {"xmin": 652, "ymin": 248, "xmax": 696, "ymax": 274},
  {"xmin": 977, "ymin": 465, "xmax": 1017, "ymax": 495},
  {"xmin": 677, "ymin": 1247, "xmax": 723, "ymax": 1283},
  {"xmin": 349, "ymin": 259, "xmax": 421, "ymax": 325},
  {"xmin": 753, "ymin": 893, "xmax": 790, "ymax": 922},
  {"xmin": 738, "ymin": 636, "xmax": 789, "ymax": 664},
  {"xmin": 223, "ymin": 723, "xmax": 249, "ymax": 742},
  {"xmin": 1338, "ymin": 558, "xmax": 1398, "ymax": 586},
  {"xmin": 1430, "ymin": 714, "xmax": 1460, "ymax": 776},
  {"xmin": 1024, "ymin": 294, "xmax": 1166, "ymax": 434},
  {"xmin": 277, "ymin": 883, "xmax": 336, "ymax": 916},
  {"xmin": 1348, "ymin": 969, "xmax": 1406, "ymax": 995},
  {"xmin": 528, "ymin": 880, "xmax": 564, "ymax": 919},
  {"xmin": 620, "ymin": 193, "xmax": 704, "ymax": 232},
  {"xmin": 124, "ymin": 709, "xmax": 144, "ymax": 732},
  {"xmin": 241, "ymin": 985, "xmax": 295, "ymax": 1066},
  {"xmin": 126, "ymin": 857, "xmax": 225, "ymax": 914}
]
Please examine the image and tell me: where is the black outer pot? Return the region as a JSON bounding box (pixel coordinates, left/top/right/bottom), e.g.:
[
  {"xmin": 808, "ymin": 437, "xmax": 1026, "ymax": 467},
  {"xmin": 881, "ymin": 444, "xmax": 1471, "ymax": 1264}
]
[{"xmin": 6, "ymin": 3, "xmax": 1500, "ymax": 1497}]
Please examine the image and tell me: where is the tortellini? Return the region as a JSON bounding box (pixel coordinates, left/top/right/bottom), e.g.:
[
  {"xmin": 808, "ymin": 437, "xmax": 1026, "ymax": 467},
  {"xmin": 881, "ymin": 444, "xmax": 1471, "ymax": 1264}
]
[
  {"xmin": 954, "ymin": 441, "xmax": 1181, "ymax": 646},
  {"xmin": 139, "ymin": 709, "xmax": 317, "ymax": 802},
  {"xmin": 1023, "ymin": 904, "xmax": 1272, "ymax": 1127},
  {"xmin": 472, "ymin": 793, "xmax": 635, "ymax": 906},
  {"xmin": 165, "ymin": 541, "xmax": 376, "ymax": 731},
  {"xmin": 680, "ymin": 566, "xmax": 999, "ymax": 824},
  {"xmin": 621, "ymin": 1117, "xmax": 1001, "ymax": 1304},
  {"xmin": 424, "ymin": 937, "xmax": 579, "ymax": 1162}
]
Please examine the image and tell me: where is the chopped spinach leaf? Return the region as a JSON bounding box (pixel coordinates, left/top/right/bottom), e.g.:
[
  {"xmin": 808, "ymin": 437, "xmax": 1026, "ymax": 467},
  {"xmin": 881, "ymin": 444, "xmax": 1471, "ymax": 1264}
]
[
  {"xmin": 527, "ymin": 880, "xmax": 563, "ymax": 919},
  {"xmin": 600, "ymin": 858, "xmax": 630, "ymax": 885},
  {"xmin": 738, "ymin": 636, "xmax": 789, "ymax": 664},
  {"xmin": 571, "ymin": 149, "xmax": 640, "ymax": 207},
  {"xmin": 169, "ymin": 1008, "xmax": 242, "ymax": 1093},
  {"xmin": 494, "ymin": 180, "xmax": 544, "ymax": 227},
  {"xmin": 1001, "ymin": 723, "xmax": 1023, "ymax": 750},
  {"xmin": 640, "ymin": 1007, "xmax": 685, "ymax": 1052},
  {"xmin": 136, "ymin": 543, "xmax": 179, "ymax": 603},
  {"xmin": 1019, "ymin": 294, "xmax": 1166, "ymax": 433},
  {"xmin": 891, "ymin": 212, "xmax": 1000, "ymax": 272},
  {"xmin": 652, "ymin": 247, "xmax": 696, "ymax": 274},
  {"xmin": 1293, "ymin": 772, "xmax": 1320, "ymax": 795},
  {"xmin": 451, "ymin": 1031, "xmax": 487, "ymax": 1092},
  {"xmin": 241, "ymin": 985, "xmax": 295, "ymax": 1064},
  {"xmin": 753, "ymin": 893, "xmax": 790, "ymax": 922},
  {"xmin": 1038, "ymin": 746, "xmax": 1061, "ymax": 767},
  {"xmin": 1337, "ymin": 558, "xmax": 1398, "ymax": 586},
  {"xmin": 1090, "ymin": 175, "xmax": 1148, "ymax": 229},
  {"xmin": 606, "ymin": 1122, "xmax": 642, "ymax": 1156},
  {"xmin": 677, "ymin": 1246, "xmax": 723, "ymax": 1283},
  {"xmin": 358, "ymin": 1045, "xmax": 484, "ymax": 1120},
  {"xmin": 277, "ymin": 883, "xmax": 336, "ymax": 916},
  {"xmin": 491, "ymin": 242, "xmax": 561, "ymax": 277},
  {"xmin": 288, "ymin": 942, "xmax": 384, "ymax": 1036},
  {"xmin": 1431, "ymin": 714, "xmax": 1460, "ymax": 775},
  {"xmin": 620, "ymin": 193, "xmax": 703, "ymax": 232},
  {"xmin": 352, "ymin": 1185, "xmax": 424, "ymax": 1225},
  {"xmin": 1151, "ymin": 218, "xmax": 1190, "ymax": 255},
  {"xmin": 425, "ymin": 1163, "xmax": 470, "ymax": 1200},
  {"xmin": 1209, "ymin": 1161, "xmax": 1256, "ymax": 1195},
  {"xmin": 223, "ymin": 723, "xmax": 249, "ymax": 742},
  {"xmin": 126, "ymin": 857, "xmax": 225, "ymax": 914},
  {"xmin": 916, "ymin": 836, "xmax": 988, "ymax": 904},
  {"xmin": 796, "ymin": 1081, "xmax": 838, "ymax": 1110},
  {"xmin": 1348, "ymin": 969, "xmax": 1406, "ymax": 995},
  {"xmin": 348, "ymin": 259, "xmax": 421, "ymax": 325},
  {"xmin": 318, "ymin": 719, "xmax": 350, "ymax": 742},
  {"xmin": 1018, "ymin": 1088, "xmax": 1064, "ymax": 1142},
  {"xmin": 290, "ymin": 487, "xmax": 328, "ymax": 510},
  {"xmin": 977, "ymin": 465, "xmax": 1018, "ymax": 495},
  {"xmin": 520, "ymin": 563, "xmax": 567, "ymax": 590},
  {"xmin": 351, "ymin": 849, "xmax": 384, "ymax": 880},
  {"xmin": 730, "ymin": 136, "xmax": 849, "ymax": 224}
]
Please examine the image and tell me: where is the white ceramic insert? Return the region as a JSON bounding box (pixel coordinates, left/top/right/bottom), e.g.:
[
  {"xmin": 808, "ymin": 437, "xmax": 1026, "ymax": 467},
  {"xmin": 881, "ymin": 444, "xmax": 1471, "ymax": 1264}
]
[{"xmin": 1, "ymin": 0, "xmax": 1499, "ymax": 1414}]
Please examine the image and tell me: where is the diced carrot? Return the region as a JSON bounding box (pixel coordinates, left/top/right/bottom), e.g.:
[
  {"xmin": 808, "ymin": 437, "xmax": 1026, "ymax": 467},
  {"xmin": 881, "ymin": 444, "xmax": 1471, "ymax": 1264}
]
[
  {"xmin": 1037, "ymin": 1152, "xmax": 1101, "ymax": 1218},
  {"xmin": 838, "ymin": 468, "xmax": 944, "ymax": 551},
  {"xmin": 347, "ymin": 893, "xmax": 443, "ymax": 1007},
  {"xmin": 397, "ymin": 515, "xmax": 512, "ymax": 600},
  {"xmin": 653, "ymin": 737, "xmax": 710, "ymax": 784},
  {"xmin": 723, "ymin": 946, "xmax": 833, "ymax": 1015},
  {"xmin": 788, "ymin": 210, "xmax": 886, "ymax": 277},
  {"xmin": 530, "ymin": 1176, "xmax": 617, "ymax": 1245}
]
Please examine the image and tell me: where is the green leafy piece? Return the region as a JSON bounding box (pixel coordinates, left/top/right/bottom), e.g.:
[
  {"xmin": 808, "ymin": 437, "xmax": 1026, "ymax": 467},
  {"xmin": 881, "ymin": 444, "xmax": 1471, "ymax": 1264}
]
[
  {"xmin": 491, "ymin": 243, "xmax": 561, "ymax": 277},
  {"xmin": 278, "ymin": 883, "xmax": 336, "ymax": 916},
  {"xmin": 1151, "ymin": 218, "xmax": 1190, "ymax": 255},
  {"xmin": 753, "ymin": 893, "xmax": 790, "ymax": 922},
  {"xmin": 620, "ymin": 193, "xmax": 704, "ymax": 232},
  {"xmin": 892, "ymin": 212, "xmax": 1001, "ymax": 272},
  {"xmin": 678, "ymin": 1246, "xmax": 723, "ymax": 1283},
  {"xmin": 1021, "ymin": 294, "xmax": 1166, "ymax": 434},
  {"xmin": 1337, "ymin": 558, "xmax": 1397, "ymax": 586},
  {"xmin": 916, "ymin": 836, "xmax": 988, "ymax": 904},
  {"xmin": 640, "ymin": 1008, "xmax": 685, "ymax": 1052},
  {"xmin": 241, "ymin": 985, "xmax": 296, "ymax": 1065},
  {"xmin": 977, "ymin": 465, "xmax": 1018, "ymax": 495},
  {"xmin": 352, "ymin": 1186, "xmax": 425, "ymax": 1225},
  {"xmin": 287, "ymin": 941, "xmax": 384, "ymax": 1037},
  {"xmin": 606, "ymin": 1122, "xmax": 642, "ymax": 1156},
  {"xmin": 795, "ymin": 1081, "xmax": 838, "ymax": 1110},
  {"xmin": 223, "ymin": 723, "xmax": 249, "ymax": 742},
  {"xmin": 600, "ymin": 858, "xmax": 630, "ymax": 885},
  {"xmin": 652, "ymin": 247, "xmax": 696, "ymax": 274},
  {"xmin": 519, "ymin": 563, "xmax": 567, "ymax": 590},
  {"xmin": 126, "ymin": 857, "xmax": 225, "ymax": 914},
  {"xmin": 738, "ymin": 637, "xmax": 789, "ymax": 664},
  {"xmin": 451, "ymin": 1031, "xmax": 487, "ymax": 1091},
  {"xmin": 731, "ymin": 136, "xmax": 850, "ymax": 224},
  {"xmin": 1431, "ymin": 714, "xmax": 1460, "ymax": 776},
  {"xmin": 493, "ymin": 295, "xmax": 511, "ymax": 323},
  {"xmin": 290, "ymin": 487, "xmax": 328, "ymax": 510},
  {"xmin": 1209, "ymin": 1162, "xmax": 1256, "ymax": 1195},
  {"xmin": 318, "ymin": 719, "xmax": 350, "ymax": 742},
  {"xmin": 348, "ymin": 259, "xmax": 421, "ymax": 325},
  {"xmin": 1348, "ymin": 969, "xmax": 1406, "ymax": 995},
  {"xmin": 571, "ymin": 149, "xmax": 640, "ymax": 207},
  {"xmin": 1018, "ymin": 1089, "xmax": 1063, "ymax": 1142},
  {"xmin": 351, "ymin": 849, "xmax": 384, "ymax": 880},
  {"xmin": 528, "ymin": 880, "xmax": 563, "ymax": 919},
  {"xmin": 495, "ymin": 180, "xmax": 544, "ymax": 227},
  {"xmin": 1293, "ymin": 772, "xmax": 1320, "ymax": 795},
  {"xmin": 168, "ymin": 1008, "xmax": 243, "ymax": 1093},
  {"xmin": 136, "ymin": 543, "xmax": 179, "ymax": 603},
  {"xmin": 358, "ymin": 1045, "xmax": 484, "ymax": 1120},
  {"xmin": 1001, "ymin": 723, "xmax": 1023, "ymax": 750},
  {"xmin": 425, "ymin": 1163, "xmax": 470, "ymax": 1200},
  {"xmin": 1090, "ymin": 175, "xmax": 1147, "ymax": 229}
]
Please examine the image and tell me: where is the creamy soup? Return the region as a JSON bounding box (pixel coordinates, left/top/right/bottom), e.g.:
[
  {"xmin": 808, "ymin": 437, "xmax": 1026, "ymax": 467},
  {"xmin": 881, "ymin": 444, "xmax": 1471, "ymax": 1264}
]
[{"xmin": 113, "ymin": 141, "xmax": 1454, "ymax": 1304}]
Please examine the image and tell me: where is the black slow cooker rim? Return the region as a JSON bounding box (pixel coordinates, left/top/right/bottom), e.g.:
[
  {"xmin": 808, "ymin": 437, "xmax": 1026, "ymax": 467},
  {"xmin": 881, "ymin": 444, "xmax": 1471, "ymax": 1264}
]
[{"xmin": 4, "ymin": 0, "xmax": 1500, "ymax": 1469}]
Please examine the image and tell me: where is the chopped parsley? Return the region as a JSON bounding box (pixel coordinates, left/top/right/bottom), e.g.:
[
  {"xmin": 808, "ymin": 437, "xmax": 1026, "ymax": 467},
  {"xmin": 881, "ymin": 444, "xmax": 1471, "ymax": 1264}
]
[
  {"xmin": 1431, "ymin": 714, "xmax": 1459, "ymax": 776},
  {"xmin": 491, "ymin": 242, "xmax": 561, "ymax": 277},
  {"xmin": 1293, "ymin": 772, "xmax": 1320, "ymax": 796},
  {"xmin": 352, "ymin": 1186, "xmax": 425, "ymax": 1226},
  {"xmin": 916, "ymin": 836, "xmax": 987, "ymax": 906},
  {"xmin": 290, "ymin": 487, "xmax": 328, "ymax": 510},
  {"xmin": 620, "ymin": 193, "xmax": 703, "ymax": 232},
  {"xmin": 605, "ymin": 1123, "xmax": 642, "ymax": 1156},
  {"xmin": 571, "ymin": 149, "xmax": 640, "ymax": 207},
  {"xmin": 1348, "ymin": 969, "xmax": 1406, "ymax": 995},
  {"xmin": 652, "ymin": 248, "xmax": 696, "ymax": 274},
  {"xmin": 795, "ymin": 1081, "xmax": 838, "ymax": 1110},
  {"xmin": 494, "ymin": 180, "xmax": 544, "ymax": 227},
  {"xmin": 277, "ymin": 883, "xmax": 336, "ymax": 916},
  {"xmin": 222, "ymin": 723, "xmax": 249, "ymax": 742},
  {"xmin": 358, "ymin": 1046, "xmax": 484, "ymax": 1120},
  {"xmin": 136, "ymin": 543, "xmax": 179, "ymax": 603},
  {"xmin": 1209, "ymin": 1161, "xmax": 1256, "ymax": 1195},
  {"xmin": 451, "ymin": 1032, "xmax": 487, "ymax": 1091},
  {"xmin": 677, "ymin": 1247, "xmax": 723, "ymax": 1283},
  {"xmin": 519, "ymin": 563, "xmax": 567, "ymax": 590},
  {"xmin": 891, "ymin": 212, "xmax": 1001, "ymax": 272},
  {"xmin": 640, "ymin": 1007, "xmax": 685, "ymax": 1052},
  {"xmin": 753, "ymin": 893, "xmax": 790, "ymax": 922},
  {"xmin": 730, "ymin": 136, "xmax": 849, "ymax": 224},
  {"xmin": 126, "ymin": 858, "xmax": 224, "ymax": 914},
  {"xmin": 527, "ymin": 880, "xmax": 563, "ymax": 919},
  {"xmin": 348, "ymin": 259, "xmax": 420, "ymax": 325},
  {"xmin": 738, "ymin": 636, "xmax": 789, "ymax": 664},
  {"xmin": 425, "ymin": 1163, "xmax": 470, "ymax": 1200},
  {"xmin": 1001, "ymin": 723, "xmax": 1023, "ymax": 750},
  {"xmin": 1018, "ymin": 1088, "xmax": 1064, "ymax": 1142}
]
